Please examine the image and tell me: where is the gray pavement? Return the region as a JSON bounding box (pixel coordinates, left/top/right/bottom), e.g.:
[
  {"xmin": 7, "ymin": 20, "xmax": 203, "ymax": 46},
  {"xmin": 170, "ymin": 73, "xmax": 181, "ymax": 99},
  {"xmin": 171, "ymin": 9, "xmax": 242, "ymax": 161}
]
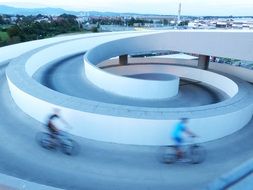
[
  {"xmin": 33, "ymin": 54, "xmax": 229, "ymax": 108},
  {"xmin": 228, "ymin": 173, "xmax": 253, "ymax": 190},
  {"xmin": 0, "ymin": 173, "xmax": 62, "ymax": 190},
  {"xmin": 207, "ymin": 157, "xmax": 253, "ymax": 190},
  {"xmin": 0, "ymin": 59, "xmax": 253, "ymax": 189}
]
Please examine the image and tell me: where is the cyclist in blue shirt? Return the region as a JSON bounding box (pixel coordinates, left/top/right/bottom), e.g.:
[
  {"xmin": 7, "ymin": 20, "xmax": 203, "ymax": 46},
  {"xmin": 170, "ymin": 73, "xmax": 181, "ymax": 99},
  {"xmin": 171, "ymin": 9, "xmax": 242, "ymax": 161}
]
[{"xmin": 171, "ymin": 118, "xmax": 195, "ymax": 158}]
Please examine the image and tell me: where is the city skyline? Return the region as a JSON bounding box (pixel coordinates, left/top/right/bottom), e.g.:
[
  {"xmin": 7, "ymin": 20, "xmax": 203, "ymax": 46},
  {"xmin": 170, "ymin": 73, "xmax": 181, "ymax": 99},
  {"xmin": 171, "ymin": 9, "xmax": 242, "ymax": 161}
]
[{"xmin": 0, "ymin": 0, "xmax": 253, "ymax": 16}]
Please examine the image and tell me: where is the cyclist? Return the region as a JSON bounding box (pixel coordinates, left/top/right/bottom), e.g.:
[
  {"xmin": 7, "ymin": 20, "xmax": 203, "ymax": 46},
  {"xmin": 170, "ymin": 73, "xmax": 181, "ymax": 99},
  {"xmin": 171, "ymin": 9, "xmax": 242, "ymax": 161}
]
[
  {"xmin": 171, "ymin": 118, "xmax": 196, "ymax": 158},
  {"xmin": 46, "ymin": 108, "xmax": 70, "ymax": 139}
]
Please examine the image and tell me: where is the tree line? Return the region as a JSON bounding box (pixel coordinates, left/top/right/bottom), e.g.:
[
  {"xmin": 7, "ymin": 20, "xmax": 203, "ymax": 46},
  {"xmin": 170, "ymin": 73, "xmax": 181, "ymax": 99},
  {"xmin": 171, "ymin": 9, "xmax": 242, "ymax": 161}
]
[{"xmin": 0, "ymin": 14, "xmax": 82, "ymax": 47}]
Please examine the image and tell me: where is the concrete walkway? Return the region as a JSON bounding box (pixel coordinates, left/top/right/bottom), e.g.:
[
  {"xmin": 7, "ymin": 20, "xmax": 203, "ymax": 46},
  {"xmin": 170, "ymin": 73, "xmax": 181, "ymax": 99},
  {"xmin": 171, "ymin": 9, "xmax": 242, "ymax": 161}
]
[
  {"xmin": 0, "ymin": 173, "xmax": 62, "ymax": 190},
  {"xmin": 229, "ymin": 173, "xmax": 253, "ymax": 190},
  {"xmin": 208, "ymin": 158, "xmax": 253, "ymax": 190},
  {"xmin": 0, "ymin": 60, "xmax": 253, "ymax": 189},
  {"xmin": 33, "ymin": 54, "xmax": 229, "ymax": 108}
]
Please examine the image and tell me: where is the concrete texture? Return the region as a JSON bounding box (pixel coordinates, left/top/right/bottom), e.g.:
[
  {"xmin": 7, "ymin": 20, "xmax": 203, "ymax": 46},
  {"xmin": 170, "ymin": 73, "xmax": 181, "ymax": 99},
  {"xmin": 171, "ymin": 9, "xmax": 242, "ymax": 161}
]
[
  {"xmin": 5, "ymin": 31, "xmax": 253, "ymax": 145},
  {"xmin": 84, "ymin": 30, "xmax": 253, "ymax": 98},
  {"xmin": 6, "ymin": 40, "xmax": 253, "ymax": 145},
  {"xmin": 0, "ymin": 173, "xmax": 62, "ymax": 190},
  {"xmin": 33, "ymin": 54, "xmax": 228, "ymax": 108},
  {"xmin": 1, "ymin": 60, "xmax": 253, "ymax": 189},
  {"xmin": 208, "ymin": 158, "xmax": 253, "ymax": 190},
  {"xmin": 228, "ymin": 173, "xmax": 253, "ymax": 190},
  {"xmin": 1, "ymin": 30, "xmax": 253, "ymax": 188}
]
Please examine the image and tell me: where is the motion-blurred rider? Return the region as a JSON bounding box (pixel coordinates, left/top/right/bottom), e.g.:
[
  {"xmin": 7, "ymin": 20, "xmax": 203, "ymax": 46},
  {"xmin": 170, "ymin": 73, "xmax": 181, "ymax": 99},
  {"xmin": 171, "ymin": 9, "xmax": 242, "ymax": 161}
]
[
  {"xmin": 46, "ymin": 108, "xmax": 70, "ymax": 138},
  {"xmin": 171, "ymin": 118, "xmax": 196, "ymax": 158}
]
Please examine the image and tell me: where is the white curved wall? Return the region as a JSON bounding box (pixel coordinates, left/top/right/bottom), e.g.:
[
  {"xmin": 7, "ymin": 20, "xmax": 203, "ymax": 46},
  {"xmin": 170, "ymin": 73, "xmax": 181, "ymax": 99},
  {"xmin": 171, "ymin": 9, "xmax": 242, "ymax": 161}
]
[
  {"xmin": 100, "ymin": 57, "xmax": 253, "ymax": 84},
  {"xmin": 84, "ymin": 31, "xmax": 249, "ymax": 98},
  {"xmin": 6, "ymin": 58, "xmax": 253, "ymax": 145},
  {"xmin": 85, "ymin": 30, "xmax": 253, "ymax": 64},
  {"xmin": 25, "ymin": 31, "xmax": 155, "ymax": 76},
  {"xmin": 85, "ymin": 63, "xmax": 179, "ymax": 99},
  {"xmin": 4, "ymin": 30, "xmax": 253, "ymax": 145},
  {"xmin": 86, "ymin": 60, "xmax": 238, "ymax": 98},
  {"xmin": 6, "ymin": 76, "xmax": 253, "ymax": 145},
  {"xmin": 209, "ymin": 62, "xmax": 253, "ymax": 83},
  {"xmin": 0, "ymin": 32, "xmax": 122, "ymax": 63}
]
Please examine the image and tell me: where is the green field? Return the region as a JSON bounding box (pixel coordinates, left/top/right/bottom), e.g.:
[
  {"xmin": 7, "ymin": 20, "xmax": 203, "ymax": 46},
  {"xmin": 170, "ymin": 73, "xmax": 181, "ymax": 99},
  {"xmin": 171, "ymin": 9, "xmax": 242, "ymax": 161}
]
[{"xmin": 0, "ymin": 32, "xmax": 9, "ymax": 41}]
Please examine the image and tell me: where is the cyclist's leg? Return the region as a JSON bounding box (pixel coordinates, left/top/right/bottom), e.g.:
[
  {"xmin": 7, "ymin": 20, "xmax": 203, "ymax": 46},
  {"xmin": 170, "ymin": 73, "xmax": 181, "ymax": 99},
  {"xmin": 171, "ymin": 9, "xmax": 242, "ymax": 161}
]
[
  {"xmin": 50, "ymin": 128, "xmax": 61, "ymax": 143},
  {"xmin": 57, "ymin": 130, "xmax": 68, "ymax": 141},
  {"xmin": 47, "ymin": 123, "xmax": 58, "ymax": 138},
  {"xmin": 174, "ymin": 137, "xmax": 183, "ymax": 158}
]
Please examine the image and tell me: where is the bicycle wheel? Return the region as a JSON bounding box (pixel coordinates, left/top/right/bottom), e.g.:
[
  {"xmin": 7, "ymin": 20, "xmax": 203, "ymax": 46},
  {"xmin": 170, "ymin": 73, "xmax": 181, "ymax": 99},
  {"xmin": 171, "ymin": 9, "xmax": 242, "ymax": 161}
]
[
  {"xmin": 188, "ymin": 145, "xmax": 206, "ymax": 164},
  {"xmin": 36, "ymin": 132, "xmax": 54, "ymax": 150},
  {"xmin": 61, "ymin": 139, "xmax": 79, "ymax": 155},
  {"xmin": 163, "ymin": 148, "xmax": 177, "ymax": 164}
]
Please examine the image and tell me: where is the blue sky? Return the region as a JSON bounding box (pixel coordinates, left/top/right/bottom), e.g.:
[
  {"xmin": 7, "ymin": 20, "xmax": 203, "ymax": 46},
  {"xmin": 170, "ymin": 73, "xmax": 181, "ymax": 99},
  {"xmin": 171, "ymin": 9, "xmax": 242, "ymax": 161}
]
[{"xmin": 0, "ymin": 0, "xmax": 253, "ymax": 16}]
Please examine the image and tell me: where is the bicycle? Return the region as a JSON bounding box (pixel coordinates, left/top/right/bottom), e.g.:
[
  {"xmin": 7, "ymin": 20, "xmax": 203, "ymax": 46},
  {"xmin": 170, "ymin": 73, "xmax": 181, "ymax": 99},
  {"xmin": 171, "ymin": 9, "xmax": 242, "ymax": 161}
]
[
  {"xmin": 36, "ymin": 131, "xmax": 79, "ymax": 155},
  {"xmin": 163, "ymin": 138, "xmax": 206, "ymax": 164}
]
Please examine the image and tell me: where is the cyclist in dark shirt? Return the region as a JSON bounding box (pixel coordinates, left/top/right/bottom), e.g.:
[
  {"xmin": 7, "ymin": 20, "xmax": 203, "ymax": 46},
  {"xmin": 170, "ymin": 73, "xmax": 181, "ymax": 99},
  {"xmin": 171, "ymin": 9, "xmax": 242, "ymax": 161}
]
[
  {"xmin": 47, "ymin": 113, "xmax": 60, "ymax": 135},
  {"xmin": 47, "ymin": 108, "xmax": 70, "ymax": 137}
]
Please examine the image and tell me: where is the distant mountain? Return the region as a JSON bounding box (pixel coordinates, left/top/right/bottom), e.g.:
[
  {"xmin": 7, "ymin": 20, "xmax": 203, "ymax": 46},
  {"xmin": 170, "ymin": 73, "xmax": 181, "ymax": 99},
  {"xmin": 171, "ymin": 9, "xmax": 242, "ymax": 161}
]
[
  {"xmin": 84, "ymin": 11, "xmax": 165, "ymax": 17},
  {"xmin": 0, "ymin": 5, "xmax": 78, "ymax": 16},
  {"xmin": 0, "ymin": 4, "xmax": 170, "ymax": 17},
  {"xmin": 84, "ymin": 11, "xmax": 131, "ymax": 16}
]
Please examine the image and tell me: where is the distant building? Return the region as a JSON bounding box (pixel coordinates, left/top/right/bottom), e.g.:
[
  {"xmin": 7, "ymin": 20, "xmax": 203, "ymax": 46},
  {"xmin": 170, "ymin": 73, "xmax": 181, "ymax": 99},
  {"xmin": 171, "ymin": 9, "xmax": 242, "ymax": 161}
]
[
  {"xmin": 177, "ymin": 2, "xmax": 181, "ymax": 25},
  {"xmin": 133, "ymin": 23, "xmax": 142, "ymax": 27},
  {"xmin": 188, "ymin": 21, "xmax": 198, "ymax": 29},
  {"xmin": 216, "ymin": 21, "xmax": 227, "ymax": 28},
  {"xmin": 76, "ymin": 17, "xmax": 85, "ymax": 24},
  {"xmin": 35, "ymin": 18, "xmax": 50, "ymax": 23},
  {"xmin": 10, "ymin": 16, "xmax": 17, "ymax": 23}
]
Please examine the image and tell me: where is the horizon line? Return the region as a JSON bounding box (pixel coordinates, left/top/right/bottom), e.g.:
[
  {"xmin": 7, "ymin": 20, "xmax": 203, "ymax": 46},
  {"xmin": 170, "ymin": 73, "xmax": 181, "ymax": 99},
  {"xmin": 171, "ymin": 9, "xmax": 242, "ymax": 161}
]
[{"xmin": 0, "ymin": 3, "xmax": 253, "ymax": 17}]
